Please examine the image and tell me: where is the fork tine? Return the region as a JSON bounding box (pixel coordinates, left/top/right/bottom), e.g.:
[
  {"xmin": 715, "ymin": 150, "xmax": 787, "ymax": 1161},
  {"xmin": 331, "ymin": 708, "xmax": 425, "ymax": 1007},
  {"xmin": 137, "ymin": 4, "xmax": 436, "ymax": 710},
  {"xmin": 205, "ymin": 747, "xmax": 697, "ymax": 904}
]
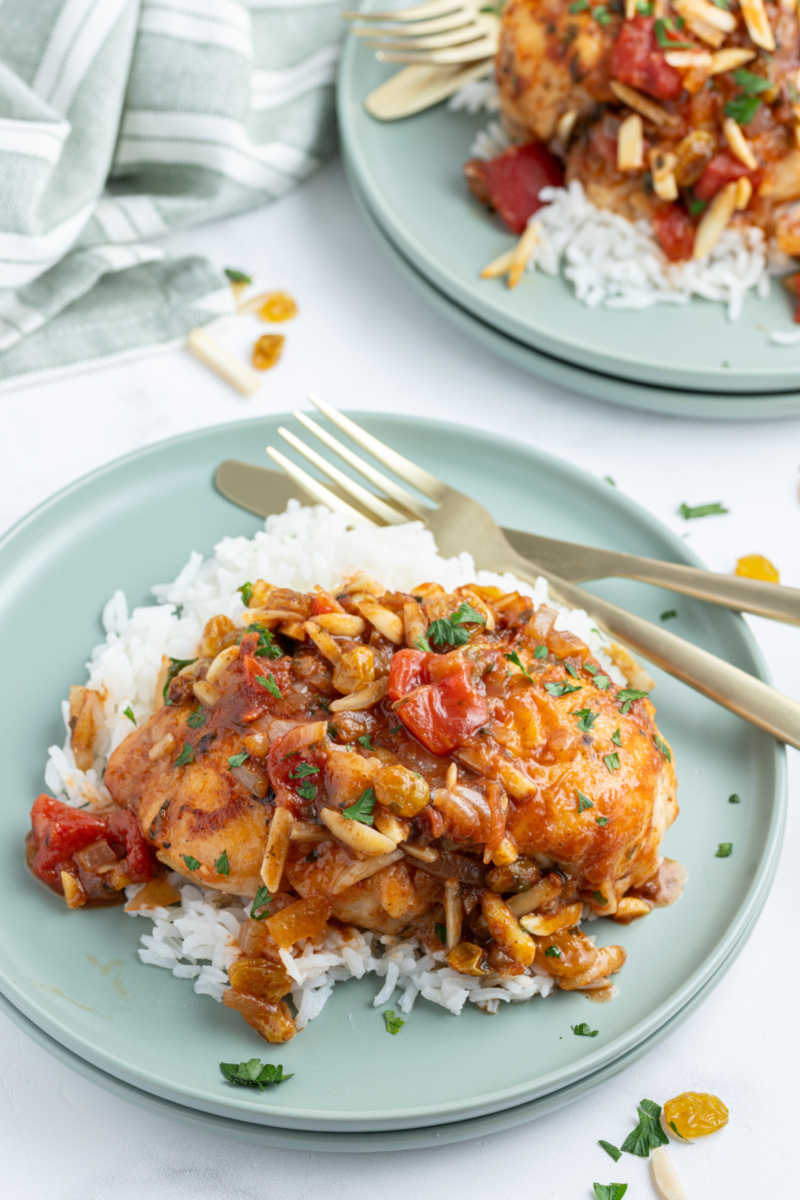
[
  {"xmin": 277, "ymin": 427, "xmax": 407, "ymax": 526},
  {"xmin": 293, "ymin": 410, "xmax": 430, "ymax": 520},
  {"xmin": 351, "ymin": 11, "xmax": 475, "ymax": 36},
  {"xmin": 308, "ymin": 394, "xmax": 444, "ymax": 501},
  {"xmin": 342, "ymin": 1, "xmax": 464, "ymax": 21},
  {"xmin": 363, "ymin": 23, "xmax": 487, "ymax": 50},
  {"xmin": 376, "ymin": 37, "xmax": 495, "ymax": 62},
  {"xmin": 266, "ymin": 446, "xmax": 373, "ymax": 525}
]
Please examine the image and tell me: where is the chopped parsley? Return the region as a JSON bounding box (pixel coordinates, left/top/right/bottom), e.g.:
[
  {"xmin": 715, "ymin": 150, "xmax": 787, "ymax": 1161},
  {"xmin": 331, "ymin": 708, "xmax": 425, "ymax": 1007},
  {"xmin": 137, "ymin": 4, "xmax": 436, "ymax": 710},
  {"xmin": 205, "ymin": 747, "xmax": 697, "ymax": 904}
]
[
  {"xmin": 505, "ymin": 650, "xmax": 533, "ymax": 680},
  {"xmin": 599, "ymin": 1140, "xmax": 622, "ymax": 1162},
  {"xmin": 224, "ymin": 268, "xmax": 253, "ymax": 286},
  {"xmin": 653, "ymin": 734, "xmax": 672, "ymax": 762},
  {"xmin": 679, "ymin": 500, "xmax": 729, "ymax": 519},
  {"xmin": 724, "ymin": 93, "xmax": 761, "ymax": 125},
  {"xmin": 215, "ymin": 850, "xmax": 230, "ymax": 876},
  {"xmin": 426, "ymin": 601, "xmax": 486, "ymax": 649},
  {"xmin": 246, "ymin": 623, "xmax": 282, "ymax": 660},
  {"xmin": 592, "ymin": 891, "xmax": 608, "ymax": 906},
  {"xmin": 220, "ymin": 1059, "xmax": 292, "ymax": 1089},
  {"xmin": 250, "ymin": 886, "xmax": 272, "ymax": 920},
  {"xmin": 186, "ymin": 705, "xmax": 206, "ymax": 728},
  {"xmin": 688, "ymin": 197, "xmax": 707, "ymax": 217},
  {"xmin": 256, "ymin": 673, "xmax": 282, "ymax": 699},
  {"xmin": 290, "ymin": 762, "xmax": 319, "ymax": 779},
  {"xmin": 654, "ymin": 17, "xmax": 694, "ymax": 48},
  {"xmin": 621, "ymin": 1098, "xmax": 669, "ymax": 1157},
  {"xmin": 603, "ymin": 751, "xmax": 620, "ymax": 774},
  {"xmin": 389, "ymin": 724, "xmax": 403, "ymax": 735},
  {"xmin": 182, "ymin": 854, "xmax": 200, "ymax": 871},
  {"xmin": 327, "ymin": 722, "xmax": 337, "ymax": 739},
  {"xmin": 415, "ymin": 635, "xmax": 433, "ymax": 653},
  {"xmin": 729, "ymin": 793, "xmax": 741, "ymax": 804},
  {"xmin": 163, "ymin": 657, "xmax": 196, "ymax": 704},
  {"xmin": 593, "ymin": 1186, "xmax": 628, "ymax": 1200},
  {"xmin": 593, "ymin": 4, "xmax": 612, "ymax": 24},
  {"xmin": 604, "ymin": 475, "xmax": 616, "ymax": 486},
  {"xmin": 545, "ymin": 680, "xmax": 583, "ymax": 697},
  {"xmin": 572, "ymin": 1022, "xmax": 599, "ymax": 1037},
  {"xmin": 568, "ymin": 0, "xmax": 589, "ymax": 10},
  {"xmin": 565, "ymin": 663, "xmax": 579, "ymax": 679},
  {"xmin": 123, "ymin": 705, "xmax": 136, "ymax": 724},
  {"xmin": 342, "ymin": 787, "xmax": 376, "ymax": 825},
  {"xmin": 617, "ymin": 687, "xmax": 649, "ymax": 714},
  {"xmin": 357, "ymin": 733, "xmax": 376, "ymax": 750},
  {"xmin": 596, "ymin": 816, "xmax": 609, "ymax": 827},
  {"xmin": 237, "ymin": 581, "xmax": 253, "ymax": 606},
  {"xmin": 533, "ymin": 644, "xmax": 548, "ymax": 659},
  {"xmin": 715, "ymin": 842, "xmax": 733, "ymax": 857},
  {"xmin": 578, "ymin": 791, "xmax": 594, "ymax": 812},
  {"xmin": 572, "ymin": 707, "xmax": 598, "ymax": 732},
  {"xmin": 298, "ymin": 781, "xmax": 317, "ymax": 801},
  {"xmin": 545, "ymin": 945, "xmax": 561, "ymax": 958},
  {"xmin": 669, "ymin": 1120, "xmax": 692, "ymax": 1143},
  {"xmin": 228, "ymin": 751, "xmax": 250, "ymax": 768},
  {"xmin": 594, "ymin": 674, "xmax": 611, "ymax": 690},
  {"xmin": 731, "ymin": 67, "xmax": 772, "ymax": 96},
  {"xmin": 611, "ymin": 728, "xmax": 622, "ymax": 747},
  {"xmin": 175, "ymin": 742, "xmax": 195, "ymax": 767},
  {"xmin": 660, "ymin": 610, "xmax": 678, "ymax": 622},
  {"xmin": 384, "ymin": 1010, "xmax": 405, "ymax": 1034},
  {"xmin": 434, "ymin": 922, "xmax": 447, "ymax": 945}
]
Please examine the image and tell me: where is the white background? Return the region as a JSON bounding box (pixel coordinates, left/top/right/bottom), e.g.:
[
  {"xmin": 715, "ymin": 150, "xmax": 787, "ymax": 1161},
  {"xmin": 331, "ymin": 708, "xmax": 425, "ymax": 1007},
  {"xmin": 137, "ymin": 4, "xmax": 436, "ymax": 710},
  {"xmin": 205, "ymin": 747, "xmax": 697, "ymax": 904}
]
[{"xmin": 1, "ymin": 162, "xmax": 797, "ymax": 1198}]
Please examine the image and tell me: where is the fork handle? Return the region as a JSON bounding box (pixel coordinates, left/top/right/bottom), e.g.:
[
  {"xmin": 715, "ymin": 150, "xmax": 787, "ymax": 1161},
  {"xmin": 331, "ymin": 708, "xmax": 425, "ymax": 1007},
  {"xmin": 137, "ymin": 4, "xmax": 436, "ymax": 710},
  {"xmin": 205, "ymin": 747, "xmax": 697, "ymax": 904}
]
[
  {"xmin": 503, "ymin": 530, "xmax": 800, "ymax": 626},
  {"xmin": 505, "ymin": 553, "xmax": 800, "ymax": 751}
]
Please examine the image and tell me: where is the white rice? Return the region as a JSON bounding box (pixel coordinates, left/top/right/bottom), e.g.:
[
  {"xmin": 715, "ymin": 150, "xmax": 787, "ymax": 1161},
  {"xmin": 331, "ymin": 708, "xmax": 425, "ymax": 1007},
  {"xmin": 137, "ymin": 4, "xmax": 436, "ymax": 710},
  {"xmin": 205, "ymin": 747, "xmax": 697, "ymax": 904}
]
[
  {"xmin": 44, "ymin": 503, "xmax": 619, "ymax": 1026},
  {"xmin": 456, "ymin": 82, "xmax": 798, "ymax": 335}
]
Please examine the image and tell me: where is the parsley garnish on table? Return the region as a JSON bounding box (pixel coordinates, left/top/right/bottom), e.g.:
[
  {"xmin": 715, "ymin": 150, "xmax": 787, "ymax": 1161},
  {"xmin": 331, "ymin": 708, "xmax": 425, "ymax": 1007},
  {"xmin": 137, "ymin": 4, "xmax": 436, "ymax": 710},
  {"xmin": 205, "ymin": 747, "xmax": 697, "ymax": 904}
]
[
  {"xmin": 593, "ymin": 1185, "xmax": 627, "ymax": 1200},
  {"xmin": 679, "ymin": 501, "xmax": 729, "ymax": 520},
  {"xmin": 224, "ymin": 268, "xmax": 253, "ymax": 286},
  {"xmin": 715, "ymin": 842, "xmax": 733, "ymax": 857},
  {"xmin": 220, "ymin": 1059, "xmax": 293, "ymax": 1089},
  {"xmin": 598, "ymin": 1140, "xmax": 622, "ymax": 1162},
  {"xmin": 620, "ymin": 1098, "xmax": 669, "ymax": 1156},
  {"xmin": 572, "ymin": 1022, "xmax": 598, "ymax": 1037},
  {"xmin": 384, "ymin": 1010, "xmax": 405, "ymax": 1034}
]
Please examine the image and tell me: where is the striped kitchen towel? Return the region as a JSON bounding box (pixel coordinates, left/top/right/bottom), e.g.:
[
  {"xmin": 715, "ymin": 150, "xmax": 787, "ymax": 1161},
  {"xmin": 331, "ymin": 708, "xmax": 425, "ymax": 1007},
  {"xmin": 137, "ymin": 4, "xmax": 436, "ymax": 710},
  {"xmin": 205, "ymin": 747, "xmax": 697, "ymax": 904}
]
[{"xmin": 0, "ymin": 0, "xmax": 342, "ymax": 391}]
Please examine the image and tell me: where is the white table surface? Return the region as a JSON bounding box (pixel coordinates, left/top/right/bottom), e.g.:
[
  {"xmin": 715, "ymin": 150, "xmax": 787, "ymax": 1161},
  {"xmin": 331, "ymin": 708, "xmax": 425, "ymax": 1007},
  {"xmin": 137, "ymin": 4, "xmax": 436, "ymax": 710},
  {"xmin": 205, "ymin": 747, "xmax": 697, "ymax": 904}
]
[{"xmin": 2, "ymin": 160, "xmax": 798, "ymax": 1198}]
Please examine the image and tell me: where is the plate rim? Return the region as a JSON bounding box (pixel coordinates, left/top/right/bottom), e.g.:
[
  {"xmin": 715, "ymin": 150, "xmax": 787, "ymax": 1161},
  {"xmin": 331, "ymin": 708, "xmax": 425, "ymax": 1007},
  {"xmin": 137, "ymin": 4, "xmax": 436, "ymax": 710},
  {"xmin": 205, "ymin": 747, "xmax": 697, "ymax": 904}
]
[{"xmin": 0, "ymin": 414, "xmax": 787, "ymax": 1128}]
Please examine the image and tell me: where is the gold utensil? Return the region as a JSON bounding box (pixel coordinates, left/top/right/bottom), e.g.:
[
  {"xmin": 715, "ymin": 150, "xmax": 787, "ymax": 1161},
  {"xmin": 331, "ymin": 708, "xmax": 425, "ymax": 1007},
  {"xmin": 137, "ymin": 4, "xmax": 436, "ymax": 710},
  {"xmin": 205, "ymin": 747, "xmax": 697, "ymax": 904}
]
[
  {"xmin": 262, "ymin": 397, "xmax": 800, "ymax": 750},
  {"xmin": 344, "ymin": 0, "xmax": 499, "ymax": 120},
  {"xmin": 214, "ymin": 459, "xmax": 800, "ymax": 626}
]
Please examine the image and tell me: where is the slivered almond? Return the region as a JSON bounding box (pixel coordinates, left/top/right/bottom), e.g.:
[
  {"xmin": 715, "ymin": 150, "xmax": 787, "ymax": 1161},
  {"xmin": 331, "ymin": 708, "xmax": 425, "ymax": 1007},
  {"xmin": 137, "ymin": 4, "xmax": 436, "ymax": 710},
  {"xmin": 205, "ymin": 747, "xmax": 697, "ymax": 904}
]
[
  {"xmin": 614, "ymin": 896, "xmax": 653, "ymax": 920},
  {"xmin": 289, "ymin": 821, "xmax": 329, "ymax": 843},
  {"xmin": 610, "ymin": 81, "xmax": 679, "ymax": 127},
  {"xmin": 192, "ymin": 680, "xmax": 220, "ymax": 708},
  {"xmin": 148, "ymin": 733, "xmax": 176, "ymax": 761},
  {"xmin": 403, "ymin": 843, "xmax": 439, "ymax": 863},
  {"xmin": 520, "ymin": 902, "xmax": 583, "ymax": 936},
  {"xmin": 694, "ymin": 180, "xmax": 738, "ymax": 258},
  {"xmin": 186, "ymin": 328, "xmax": 261, "ymax": 396},
  {"xmin": 480, "ymin": 247, "xmax": 514, "ymax": 280},
  {"xmin": 650, "ymin": 149, "xmax": 679, "ymax": 201},
  {"xmin": 664, "ymin": 49, "xmax": 712, "ymax": 69},
  {"xmin": 625, "ymin": 0, "xmax": 636, "ymax": 15},
  {"xmin": 332, "ymin": 849, "xmax": 404, "ymax": 894},
  {"xmin": 374, "ymin": 809, "xmax": 408, "ymax": 843},
  {"xmin": 320, "ymin": 807, "xmax": 397, "ymax": 856},
  {"xmin": 206, "ymin": 643, "xmax": 238, "ymax": 684},
  {"xmin": 444, "ymin": 880, "xmax": 463, "ymax": 949},
  {"xmin": 490, "ymin": 836, "xmax": 519, "ymax": 867},
  {"xmin": 508, "ymin": 220, "xmax": 541, "ymax": 288},
  {"xmin": 445, "ymin": 762, "xmax": 458, "ymax": 790},
  {"xmin": 354, "ymin": 598, "xmax": 404, "ymax": 644},
  {"xmin": 61, "ymin": 871, "xmax": 88, "ymax": 909},
  {"xmin": 651, "ymin": 1146, "xmax": 688, "ymax": 1200},
  {"xmin": 304, "ymin": 620, "xmax": 342, "ymax": 665},
  {"xmin": 708, "ymin": 46, "xmax": 756, "ymax": 74},
  {"xmin": 402, "ymin": 600, "xmax": 428, "ymax": 649},
  {"xmin": 781, "ymin": 0, "xmax": 797, "ymax": 11},
  {"xmin": 674, "ymin": 0, "xmax": 737, "ymax": 32},
  {"xmin": 617, "ymin": 113, "xmax": 644, "ymax": 171},
  {"xmin": 740, "ymin": 0, "xmax": 775, "ymax": 50},
  {"xmin": 723, "ymin": 116, "xmax": 758, "ymax": 170},
  {"xmin": 312, "ymin": 613, "xmax": 366, "ymax": 637},
  {"xmin": 735, "ymin": 176, "xmax": 753, "ymax": 209},
  {"xmin": 261, "ymin": 807, "xmax": 294, "ymax": 893},
  {"xmin": 556, "ymin": 108, "xmax": 578, "ymax": 144},
  {"xmin": 328, "ymin": 677, "xmax": 387, "ymax": 712}
]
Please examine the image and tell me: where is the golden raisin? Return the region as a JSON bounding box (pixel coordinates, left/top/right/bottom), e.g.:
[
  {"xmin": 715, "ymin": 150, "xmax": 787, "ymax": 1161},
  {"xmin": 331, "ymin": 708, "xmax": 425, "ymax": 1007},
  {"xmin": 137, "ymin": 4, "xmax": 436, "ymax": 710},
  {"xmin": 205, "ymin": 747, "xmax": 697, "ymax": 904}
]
[
  {"xmin": 663, "ymin": 1091, "xmax": 729, "ymax": 1140},
  {"xmin": 735, "ymin": 554, "xmax": 780, "ymax": 583},
  {"xmin": 258, "ymin": 291, "xmax": 298, "ymax": 322},
  {"xmin": 252, "ymin": 333, "xmax": 285, "ymax": 370}
]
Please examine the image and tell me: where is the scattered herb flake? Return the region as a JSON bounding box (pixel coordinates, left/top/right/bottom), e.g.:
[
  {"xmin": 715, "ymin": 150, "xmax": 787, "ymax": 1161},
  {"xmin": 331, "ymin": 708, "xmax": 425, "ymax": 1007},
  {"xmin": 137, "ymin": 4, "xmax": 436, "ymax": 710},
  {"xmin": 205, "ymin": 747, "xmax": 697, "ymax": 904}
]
[
  {"xmin": 290, "ymin": 761, "xmax": 320, "ymax": 779},
  {"xmin": 578, "ymin": 791, "xmax": 594, "ymax": 812},
  {"xmin": 545, "ymin": 680, "xmax": 583, "ymax": 697},
  {"xmin": 247, "ymin": 623, "xmax": 282, "ymax": 660},
  {"xmin": 426, "ymin": 601, "xmax": 485, "ymax": 649},
  {"xmin": 220, "ymin": 1059, "xmax": 293, "ymax": 1089},
  {"xmin": 731, "ymin": 67, "xmax": 772, "ymax": 96},
  {"xmin": 565, "ymin": 662, "xmax": 579, "ymax": 678},
  {"xmin": 182, "ymin": 854, "xmax": 200, "ymax": 871},
  {"xmin": 572, "ymin": 1022, "xmax": 599, "ymax": 1036},
  {"xmin": 729, "ymin": 792, "xmax": 741, "ymax": 803},
  {"xmin": 224, "ymin": 269, "xmax": 253, "ymax": 286},
  {"xmin": 434, "ymin": 922, "xmax": 447, "ymax": 945},
  {"xmin": 384, "ymin": 1009, "xmax": 405, "ymax": 1034},
  {"xmin": 298, "ymin": 781, "xmax": 316, "ymax": 801},
  {"xmin": 215, "ymin": 849, "xmax": 230, "ymax": 876},
  {"xmin": 621, "ymin": 1098, "xmax": 669, "ymax": 1157},
  {"xmin": 596, "ymin": 816, "xmax": 609, "ymax": 827},
  {"xmin": 593, "ymin": 1186, "xmax": 628, "ymax": 1200},
  {"xmin": 237, "ymin": 581, "xmax": 253, "ymax": 606},
  {"xmin": 604, "ymin": 475, "xmax": 616, "ymax": 486},
  {"xmin": 256, "ymin": 673, "xmax": 282, "ymax": 699},
  {"xmin": 250, "ymin": 886, "xmax": 272, "ymax": 920},
  {"xmin": 594, "ymin": 674, "xmax": 611, "ymax": 690},
  {"xmin": 533, "ymin": 644, "xmax": 548, "ymax": 659},
  {"xmin": 175, "ymin": 742, "xmax": 195, "ymax": 767},
  {"xmin": 123, "ymin": 706, "xmax": 136, "ymax": 724},
  {"xmin": 327, "ymin": 722, "xmax": 337, "ymax": 739},
  {"xmin": 660, "ymin": 610, "xmax": 678, "ymax": 622},
  {"xmin": 654, "ymin": 17, "xmax": 694, "ymax": 47},
  {"xmin": 568, "ymin": 0, "xmax": 589, "ymax": 10},
  {"xmin": 679, "ymin": 501, "xmax": 729, "ymax": 519},
  {"xmin": 505, "ymin": 650, "xmax": 533, "ymax": 680},
  {"xmin": 593, "ymin": 3, "xmax": 612, "ymax": 24},
  {"xmin": 342, "ymin": 787, "xmax": 376, "ymax": 825},
  {"xmin": 187, "ymin": 705, "xmax": 206, "ymax": 728},
  {"xmin": 715, "ymin": 842, "xmax": 733, "ymax": 857},
  {"xmin": 603, "ymin": 751, "xmax": 620, "ymax": 774},
  {"xmin": 572, "ymin": 707, "xmax": 598, "ymax": 732},
  {"xmin": 228, "ymin": 751, "xmax": 250, "ymax": 768},
  {"xmin": 653, "ymin": 734, "xmax": 672, "ymax": 762},
  {"xmin": 545, "ymin": 945, "xmax": 561, "ymax": 958},
  {"xmin": 689, "ymin": 197, "xmax": 707, "ymax": 217},
  {"xmin": 389, "ymin": 724, "xmax": 403, "ymax": 735},
  {"xmin": 163, "ymin": 657, "xmax": 196, "ymax": 704},
  {"xmin": 599, "ymin": 1140, "xmax": 622, "ymax": 1162},
  {"xmin": 357, "ymin": 734, "xmax": 375, "ymax": 750},
  {"xmin": 611, "ymin": 728, "xmax": 622, "ymax": 747},
  {"xmin": 592, "ymin": 890, "xmax": 608, "ymax": 906},
  {"xmin": 415, "ymin": 635, "xmax": 433, "ymax": 653},
  {"xmin": 669, "ymin": 1119, "xmax": 693, "ymax": 1143}
]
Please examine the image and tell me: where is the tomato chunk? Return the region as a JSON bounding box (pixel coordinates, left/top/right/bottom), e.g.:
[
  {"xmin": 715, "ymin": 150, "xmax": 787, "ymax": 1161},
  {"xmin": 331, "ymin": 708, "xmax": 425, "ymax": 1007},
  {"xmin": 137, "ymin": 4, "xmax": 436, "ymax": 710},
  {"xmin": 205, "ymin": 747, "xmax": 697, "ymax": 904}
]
[
  {"xmin": 464, "ymin": 142, "xmax": 564, "ymax": 235},
  {"xmin": 610, "ymin": 17, "xmax": 683, "ymax": 102},
  {"xmin": 27, "ymin": 795, "xmax": 155, "ymax": 893},
  {"xmin": 694, "ymin": 151, "xmax": 757, "ymax": 201},
  {"xmin": 395, "ymin": 666, "xmax": 488, "ymax": 756},
  {"xmin": 652, "ymin": 204, "xmax": 696, "ymax": 262},
  {"xmin": 387, "ymin": 648, "xmax": 429, "ymax": 701}
]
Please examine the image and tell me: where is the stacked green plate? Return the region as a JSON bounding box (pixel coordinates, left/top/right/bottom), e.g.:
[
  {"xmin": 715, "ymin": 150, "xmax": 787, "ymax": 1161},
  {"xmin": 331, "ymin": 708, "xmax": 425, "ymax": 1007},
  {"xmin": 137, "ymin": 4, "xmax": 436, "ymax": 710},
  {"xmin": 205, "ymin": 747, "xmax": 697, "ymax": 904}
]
[
  {"xmin": 337, "ymin": 8, "xmax": 800, "ymax": 418},
  {"xmin": 0, "ymin": 417, "xmax": 785, "ymax": 1146}
]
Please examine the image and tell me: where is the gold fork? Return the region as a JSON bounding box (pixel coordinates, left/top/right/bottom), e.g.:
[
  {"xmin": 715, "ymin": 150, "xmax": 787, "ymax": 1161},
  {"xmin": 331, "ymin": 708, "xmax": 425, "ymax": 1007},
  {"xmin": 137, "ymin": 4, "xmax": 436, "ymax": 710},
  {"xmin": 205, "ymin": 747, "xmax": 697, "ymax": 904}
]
[
  {"xmin": 344, "ymin": 0, "xmax": 499, "ymax": 65},
  {"xmin": 266, "ymin": 397, "xmax": 800, "ymax": 750}
]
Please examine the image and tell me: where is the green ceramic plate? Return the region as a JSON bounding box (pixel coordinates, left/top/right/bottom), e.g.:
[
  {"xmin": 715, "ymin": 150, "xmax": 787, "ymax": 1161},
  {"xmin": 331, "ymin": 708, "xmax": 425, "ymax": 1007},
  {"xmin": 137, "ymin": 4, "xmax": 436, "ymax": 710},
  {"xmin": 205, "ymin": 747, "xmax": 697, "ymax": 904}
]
[
  {"xmin": 338, "ymin": 12, "xmax": 800, "ymax": 400},
  {"xmin": 0, "ymin": 416, "xmax": 785, "ymax": 1133},
  {"xmin": 348, "ymin": 169, "xmax": 800, "ymax": 420}
]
